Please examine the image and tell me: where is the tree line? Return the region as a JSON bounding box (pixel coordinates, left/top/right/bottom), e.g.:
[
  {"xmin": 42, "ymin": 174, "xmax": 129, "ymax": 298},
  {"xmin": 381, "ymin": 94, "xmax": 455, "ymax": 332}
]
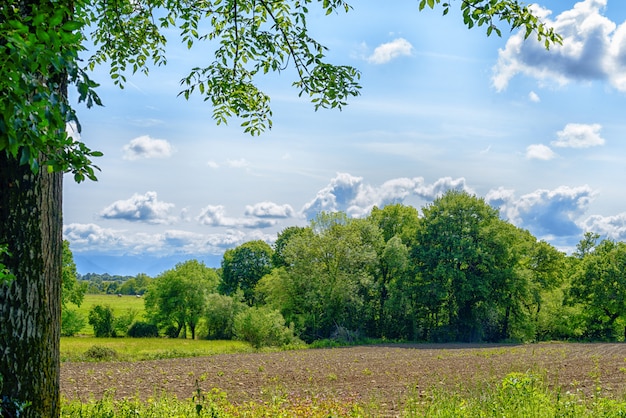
[{"xmin": 69, "ymin": 190, "xmax": 626, "ymax": 345}]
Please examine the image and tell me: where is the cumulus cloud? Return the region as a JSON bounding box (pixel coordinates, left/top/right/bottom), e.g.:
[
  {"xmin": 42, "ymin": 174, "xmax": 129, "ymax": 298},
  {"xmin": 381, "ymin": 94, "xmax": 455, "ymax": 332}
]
[
  {"xmin": 552, "ymin": 123, "xmax": 605, "ymax": 148},
  {"xmin": 493, "ymin": 0, "xmax": 626, "ymax": 92},
  {"xmin": 301, "ymin": 173, "xmax": 472, "ymax": 219},
  {"xmin": 207, "ymin": 160, "xmax": 220, "ymax": 169},
  {"xmin": 526, "ymin": 144, "xmax": 557, "ymax": 160},
  {"xmin": 100, "ymin": 191, "xmax": 177, "ymax": 224},
  {"xmin": 122, "ymin": 135, "xmax": 174, "ymax": 160},
  {"xmin": 245, "ymin": 202, "xmax": 295, "ymax": 219},
  {"xmin": 197, "ymin": 205, "xmax": 277, "ymax": 228},
  {"xmin": 367, "ymin": 38, "xmax": 413, "ymax": 64},
  {"xmin": 486, "ymin": 185, "xmax": 596, "ymax": 238},
  {"xmin": 580, "ymin": 212, "xmax": 626, "ymax": 241},
  {"xmin": 64, "ymin": 223, "xmax": 268, "ymax": 256},
  {"xmin": 63, "ymin": 223, "xmax": 127, "ymax": 251}
]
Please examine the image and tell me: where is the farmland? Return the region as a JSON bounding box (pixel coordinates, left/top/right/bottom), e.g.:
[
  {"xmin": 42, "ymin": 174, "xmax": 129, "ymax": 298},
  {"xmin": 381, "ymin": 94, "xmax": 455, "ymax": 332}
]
[{"xmin": 61, "ymin": 342, "xmax": 626, "ymax": 416}]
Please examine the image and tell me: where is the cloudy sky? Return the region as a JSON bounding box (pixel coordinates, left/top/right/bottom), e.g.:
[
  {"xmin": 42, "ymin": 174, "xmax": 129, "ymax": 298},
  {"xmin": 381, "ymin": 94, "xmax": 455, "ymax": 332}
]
[{"xmin": 65, "ymin": 0, "xmax": 626, "ymax": 276}]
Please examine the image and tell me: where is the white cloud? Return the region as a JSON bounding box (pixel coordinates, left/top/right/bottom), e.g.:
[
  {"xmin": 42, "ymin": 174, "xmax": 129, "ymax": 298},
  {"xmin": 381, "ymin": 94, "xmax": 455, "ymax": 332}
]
[
  {"xmin": 552, "ymin": 123, "xmax": 605, "ymax": 148},
  {"xmin": 492, "ymin": 0, "xmax": 626, "ymax": 92},
  {"xmin": 197, "ymin": 205, "xmax": 277, "ymax": 228},
  {"xmin": 100, "ymin": 191, "xmax": 177, "ymax": 224},
  {"xmin": 526, "ymin": 144, "xmax": 557, "ymax": 160},
  {"xmin": 487, "ymin": 185, "xmax": 596, "ymax": 238},
  {"xmin": 63, "ymin": 223, "xmax": 126, "ymax": 251},
  {"xmin": 64, "ymin": 223, "xmax": 266, "ymax": 256},
  {"xmin": 528, "ymin": 91, "xmax": 541, "ymax": 102},
  {"xmin": 367, "ymin": 38, "xmax": 413, "ymax": 64},
  {"xmin": 580, "ymin": 212, "xmax": 626, "ymax": 241},
  {"xmin": 122, "ymin": 135, "xmax": 174, "ymax": 160},
  {"xmin": 245, "ymin": 202, "xmax": 295, "ymax": 219},
  {"xmin": 207, "ymin": 160, "xmax": 220, "ymax": 169},
  {"xmin": 301, "ymin": 173, "xmax": 472, "ymax": 219}
]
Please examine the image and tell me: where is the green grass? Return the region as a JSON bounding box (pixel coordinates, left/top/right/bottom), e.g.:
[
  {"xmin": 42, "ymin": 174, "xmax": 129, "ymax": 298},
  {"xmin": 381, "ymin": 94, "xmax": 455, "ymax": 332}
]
[
  {"xmin": 69, "ymin": 294, "xmax": 146, "ymax": 335},
  {"xmin": 60, "ymin": 337, "xmax": 255, "ymax": 362}
]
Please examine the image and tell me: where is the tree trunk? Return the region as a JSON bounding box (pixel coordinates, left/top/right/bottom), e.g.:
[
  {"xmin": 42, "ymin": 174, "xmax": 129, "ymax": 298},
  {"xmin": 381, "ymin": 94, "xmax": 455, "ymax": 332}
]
[{"xmin": 0, "ymin": 153, "xmax": 63, "ymax": 417}]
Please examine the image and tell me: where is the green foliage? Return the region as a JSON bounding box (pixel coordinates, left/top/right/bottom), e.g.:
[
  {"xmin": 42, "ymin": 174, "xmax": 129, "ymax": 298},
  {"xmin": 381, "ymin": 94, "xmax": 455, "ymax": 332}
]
[
  {"xmin": 113, "ymin": 308, "xmax": 139, "ymax": 335},
  {"xmin": 203, "ymin": 293, "xmax": 247, "ymax": 340},
  {"xmin": 62, "ymin": 240, "xmax": 86, "ymax": 308},
  {"xmin": 88, "ymin": 304, "xmax": 116, "ymax": 338},
  {"xmin": 0, "ymin": 244, "xmax": 14, "ymax": 285},
  {"xmin": 145, "ymin": 260, "xmax": 218, "ymax": 339},
  {"xmin": 418, "ymin": 0, "xmax": 563, "ymax": 48},
  {"xmin": 0, "ymin": 0, "xmax": 103, "ymax": 181},
  {"xmin": 266, "ymin": 214, "xmax": 381, "ymax": 342},
  {"xmin": 83, "ymin": 345, "xmax": 117, "ymax": 361},
  {"xmin": 220, "ymin": 240, "xmax": 274, "ymax": 304},
  {"xmin": 126, "ymin": 321, "xmax": 159, "ymax": 338},
  {"xmin": 569, "ymin": 239, "xmax": 626, "ymax": 341},
  {"xmin": 61, "ymin": 308, "xmax": 86, "ymax": 337},
  {"xmin": 233, "ymin": 306, "xmax": 300, "ymax": 349}
]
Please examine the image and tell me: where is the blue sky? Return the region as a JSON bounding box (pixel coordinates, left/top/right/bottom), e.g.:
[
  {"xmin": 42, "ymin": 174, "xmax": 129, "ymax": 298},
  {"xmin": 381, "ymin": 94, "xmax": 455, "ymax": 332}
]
[{"xmin": 64, "ymin": 0, "xmax": 626, "ymax": 276}]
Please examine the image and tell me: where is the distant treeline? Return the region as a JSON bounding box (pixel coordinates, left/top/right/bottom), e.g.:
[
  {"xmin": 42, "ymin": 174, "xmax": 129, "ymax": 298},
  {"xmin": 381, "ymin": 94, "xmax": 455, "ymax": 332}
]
[{"xmin": 79, "ymin": 272, "xmax": 152, "ymax": 295}]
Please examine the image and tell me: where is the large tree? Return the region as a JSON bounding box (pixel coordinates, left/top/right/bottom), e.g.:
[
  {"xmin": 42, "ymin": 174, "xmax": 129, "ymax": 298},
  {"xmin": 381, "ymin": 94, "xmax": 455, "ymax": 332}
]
[
  {"xmin": 219, "ymin": 240, "xmax": 274, "ymax": 304},
  {"xmin": 144, "ymin": 259, "xmax": 218, "ymax": 339},
  {"xmin": 0, "ymin": 0, "xmax": 560, "ymax": 415}
]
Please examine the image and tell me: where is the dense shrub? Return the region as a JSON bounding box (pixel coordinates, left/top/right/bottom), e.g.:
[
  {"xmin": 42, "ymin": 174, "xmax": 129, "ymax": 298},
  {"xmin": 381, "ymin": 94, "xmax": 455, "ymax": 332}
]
[
  {"xmin": 233, "ymin": 306, "xmax": 300, "ymax": 348},
  {"xmin": 84, "ymin": 345, "xmax": 117, "ymax": 361},
  {"xmin": 127, "ymin": 321, "xmax": 159, "ymax": 338},
  {"xmin": 203, "ymin": 293, "xmax": 247, "ymax": 340},
  {"xmin": 61, "ymin": 308, "xmax": 86, "ymax": 337},
  {"xmin": 88, "ymin": 304, "xmax": 116, "ymax": 337},
  {"xmin": 113, "ymin": 307, "xmax": 138, "ymax": 335}
]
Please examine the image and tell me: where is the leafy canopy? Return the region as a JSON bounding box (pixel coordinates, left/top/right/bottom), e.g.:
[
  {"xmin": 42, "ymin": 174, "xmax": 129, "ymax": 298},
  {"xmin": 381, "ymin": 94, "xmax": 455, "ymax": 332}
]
[{"xmin": 1, "ymin": 0, "xmax": 561, "ymax": 182}]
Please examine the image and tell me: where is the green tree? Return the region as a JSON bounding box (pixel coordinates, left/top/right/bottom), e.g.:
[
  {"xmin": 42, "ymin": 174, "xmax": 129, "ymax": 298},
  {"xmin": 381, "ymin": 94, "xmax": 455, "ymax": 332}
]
[
  {"xmin": 61, "ymin": 240, "xmax": 86, "ymax": 308},
  {"xmin": 203, "ymin": 292, "xmax": 247, "ymax": 340},
  {"xmin": 0, "ymin": 1, "xmax": 561, "ymax": 415},
  {"xmin": 368, "ymin": 204, "xmax": 420, "ymax": 338},
  {"xmin": 61, "ymin": 240, "xmax": 87, "ymax": 336},
  {"xmin": 272, "ymin": 226, "xmax": 310, "ymax": 268},
  {"xmin": 413, "ymin": 191, "xmax": 512, "ymax": 342},
  {"xmin": 272, "ymin": 213, "xmax": 380, "ymax": 341},
  {"xmin": 219, "ymin": 240, "xmax": 274, "ymax": 304},
  {"xmin": 87, "ymin": 304, "xmax": 115, "ymax": 338},
  {"xmin": 144, "ymin": 260, "xmax": 218, "ymax": 339},
  {"xmin": 569, "ymin": 239, "xmax": 626, "ymax": 341}
]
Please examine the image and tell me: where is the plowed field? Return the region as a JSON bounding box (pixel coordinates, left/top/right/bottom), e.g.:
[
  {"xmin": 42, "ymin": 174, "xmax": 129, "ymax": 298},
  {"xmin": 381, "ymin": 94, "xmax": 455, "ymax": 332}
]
[{"xmin": 61, "ymin": 343, "xmax": 626, "ymax": 416}]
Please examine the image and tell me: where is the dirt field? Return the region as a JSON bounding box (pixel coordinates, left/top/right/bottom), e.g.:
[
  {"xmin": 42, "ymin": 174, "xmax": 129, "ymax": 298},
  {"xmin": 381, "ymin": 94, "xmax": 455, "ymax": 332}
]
[{"xmin": 61, "ymin": 343, "xmax": 626, "ymax": 416}]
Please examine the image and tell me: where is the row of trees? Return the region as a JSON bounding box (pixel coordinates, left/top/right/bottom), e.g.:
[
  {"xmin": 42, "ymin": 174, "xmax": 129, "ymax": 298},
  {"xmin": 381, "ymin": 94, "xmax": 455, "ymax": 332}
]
[{"xmin": 130, "ymin": 191, "xmax": 626, "ymax": 345}]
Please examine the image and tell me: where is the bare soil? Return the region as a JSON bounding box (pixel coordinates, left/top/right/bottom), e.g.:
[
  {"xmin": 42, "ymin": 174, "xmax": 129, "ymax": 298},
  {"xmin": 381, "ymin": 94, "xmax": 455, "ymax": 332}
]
[{"xmin": 61, "ymin": 343, "xmax": 626, "ymax": 416}]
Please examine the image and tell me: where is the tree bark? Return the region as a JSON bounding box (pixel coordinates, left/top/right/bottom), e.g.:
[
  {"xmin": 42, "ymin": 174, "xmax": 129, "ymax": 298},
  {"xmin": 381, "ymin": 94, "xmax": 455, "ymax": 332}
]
[{"xmin": 0, "ymin": 153, "xmax": 63, "ymax": 417}]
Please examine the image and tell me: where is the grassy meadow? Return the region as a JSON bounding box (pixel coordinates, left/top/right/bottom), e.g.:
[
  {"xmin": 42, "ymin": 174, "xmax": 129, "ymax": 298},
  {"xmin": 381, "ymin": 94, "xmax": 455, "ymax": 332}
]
[{"xmin": 69, "ymin": 294, "xmax": 147, "ymax": 335}]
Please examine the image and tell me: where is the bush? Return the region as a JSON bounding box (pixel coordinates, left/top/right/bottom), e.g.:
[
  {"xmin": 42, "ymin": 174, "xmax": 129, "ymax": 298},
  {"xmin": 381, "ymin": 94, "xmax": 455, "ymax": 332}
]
[
  {"xmin": 114, "ymin": 308, "xmax": 138, "ymax": 335},
  {"xmin": 127, "ymin": 321, "xmax": 159, "ymax": 338},
  {"xmin": 203, "ymin": 293, "xmax": 247, "ymax": 340},
  {"xmin": 234, "ymin": 306, "xmax": 300, "ymax": 349},
  {"xmin": 84, "ymin": 345, "xmax": 117, "ymax": 361},
  {"xmin": 61, "ymin": 308, "xmax": 86, "ymax": 337},
  {"xmin": 88, "ymin": 304, "xmax": 116, "ymax": 337}
]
